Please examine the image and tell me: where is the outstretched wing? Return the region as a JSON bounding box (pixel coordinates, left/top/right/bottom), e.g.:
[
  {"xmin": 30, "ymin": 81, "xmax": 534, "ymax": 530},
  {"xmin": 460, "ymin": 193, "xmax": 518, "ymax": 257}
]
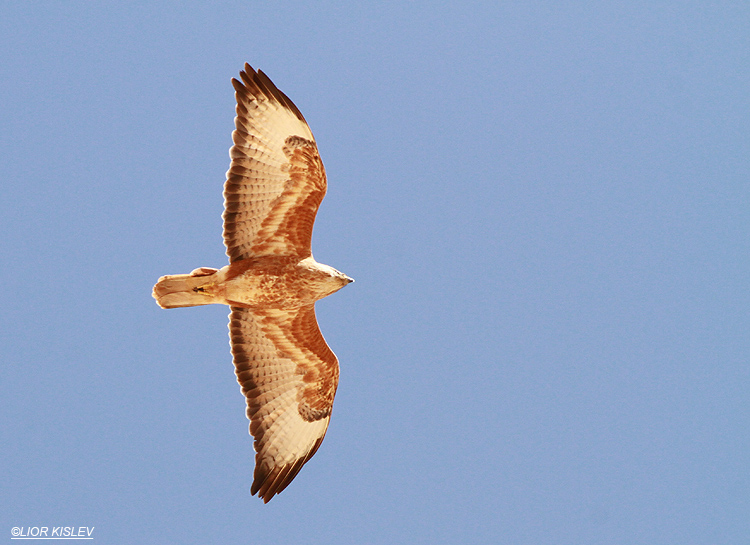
[
  {"xmin": 228, "ymin": 305, "xmax": 339, "ymax": 503},
  {"xmin": 223, "ymin": 64, "xmax": 327, "ymax": 262}
]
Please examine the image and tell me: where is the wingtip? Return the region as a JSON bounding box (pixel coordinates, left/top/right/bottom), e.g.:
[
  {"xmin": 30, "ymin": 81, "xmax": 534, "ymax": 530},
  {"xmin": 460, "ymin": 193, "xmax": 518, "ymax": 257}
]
[
  {"xmin": 239, "ymin": 62, "xmax": 255, "ymax": 78},
  {"xmin": 231, "ymin": 61, "xmax": 308, "ymax": 124}
]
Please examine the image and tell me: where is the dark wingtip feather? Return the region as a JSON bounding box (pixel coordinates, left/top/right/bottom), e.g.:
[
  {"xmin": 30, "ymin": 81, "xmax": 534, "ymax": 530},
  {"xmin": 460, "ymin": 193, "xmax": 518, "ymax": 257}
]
[
  {"xmin": 250, "ymin": 435, "xmax": 326, "ymax": 503},
  {"xmin": 231, "ymin": 77, "xmax": 245, "ymax": 93},
  {"xmin": 232, "ymin": 63, "xmax": 308, "ymax": 124}
]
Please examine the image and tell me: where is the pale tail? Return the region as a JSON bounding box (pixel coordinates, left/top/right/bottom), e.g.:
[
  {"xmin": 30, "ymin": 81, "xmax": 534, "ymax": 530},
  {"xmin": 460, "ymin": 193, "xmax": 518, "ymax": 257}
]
[{"xmin": 152, "ymin": 269, "xmax": 218, "ymax": 309}]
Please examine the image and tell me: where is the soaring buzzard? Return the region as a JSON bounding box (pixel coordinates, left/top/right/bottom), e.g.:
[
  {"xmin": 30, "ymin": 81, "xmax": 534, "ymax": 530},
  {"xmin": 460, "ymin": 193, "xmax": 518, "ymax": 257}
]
[{"xmin": 153, "ymin": 64, "xmax": 353, "ymax": 503}]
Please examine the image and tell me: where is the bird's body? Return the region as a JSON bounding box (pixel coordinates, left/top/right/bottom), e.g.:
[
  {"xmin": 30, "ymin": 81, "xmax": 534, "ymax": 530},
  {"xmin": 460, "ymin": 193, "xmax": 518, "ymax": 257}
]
[
  {"xmin": 152, "ymin": 64, "xmax": 352, "ymax": 502},
  {"xmin": 153, "ymin": 256, "xmax": 351, "ymax": 310}
]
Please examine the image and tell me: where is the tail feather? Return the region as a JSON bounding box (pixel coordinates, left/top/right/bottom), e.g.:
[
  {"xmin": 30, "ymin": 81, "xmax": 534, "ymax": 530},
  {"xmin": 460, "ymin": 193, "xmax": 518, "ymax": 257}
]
[{"xmin": 152, "ymin": 269, "xmax": 219, "ymax": 309}]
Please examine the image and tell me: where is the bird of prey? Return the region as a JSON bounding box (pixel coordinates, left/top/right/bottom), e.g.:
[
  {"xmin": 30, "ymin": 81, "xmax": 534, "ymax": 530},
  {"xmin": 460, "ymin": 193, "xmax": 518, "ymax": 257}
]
[{"xmin": 152, "ymin": 64, "xmax": 353, "ymax": 503}]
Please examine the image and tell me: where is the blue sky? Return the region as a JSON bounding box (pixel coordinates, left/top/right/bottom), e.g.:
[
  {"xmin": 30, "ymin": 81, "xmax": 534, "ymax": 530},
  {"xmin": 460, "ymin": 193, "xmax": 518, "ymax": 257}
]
[{"xmin": 1, "ymin": 2, "xmax": 748, "ymax": 544}]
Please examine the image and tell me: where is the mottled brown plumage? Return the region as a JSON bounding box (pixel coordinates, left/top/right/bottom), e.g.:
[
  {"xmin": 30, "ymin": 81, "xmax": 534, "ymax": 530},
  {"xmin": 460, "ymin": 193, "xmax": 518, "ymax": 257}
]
[{"xmin": 152, "ymin": 64, "xmax": 352, "ymax": 502}]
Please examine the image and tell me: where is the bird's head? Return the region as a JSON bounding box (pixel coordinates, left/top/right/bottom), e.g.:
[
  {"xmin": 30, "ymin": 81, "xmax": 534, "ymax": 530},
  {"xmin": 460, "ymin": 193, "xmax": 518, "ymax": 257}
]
[
  {"xmin": 317, "ymin": 263, "xmax": 354, "ymax": 293},
  {"xmin": 299, "ymin": 258, "xmax": 353, "ymax": 298},
  {"xmin": 328, "ymin": 265, "xmax": 354, "ymax": 286}
]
